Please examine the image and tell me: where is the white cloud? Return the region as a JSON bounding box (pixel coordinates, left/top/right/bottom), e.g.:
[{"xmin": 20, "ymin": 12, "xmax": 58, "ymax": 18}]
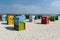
[
  {"xmin": 7, "ymin": 4, "xmax": 44, "ymax": 14},
  {"xmin": 12, "ymin": 0, "xmax": 60, "ymax": 14},
  {"xmin": 1, "ymin": 0, "xmax": 60, "ymax": 14},
  {"xmin": 46, "ymin": 0, "xmax": 60, "ymax": 14},
  {"xmin": 51, "ymin": 1, "xmax": 60, "ymax": 7}
]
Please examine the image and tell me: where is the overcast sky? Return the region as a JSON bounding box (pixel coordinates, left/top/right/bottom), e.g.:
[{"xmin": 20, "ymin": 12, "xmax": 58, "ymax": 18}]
[{"xmin": 0, "ymin": 0, "xmax": 60, "ymax": 14}]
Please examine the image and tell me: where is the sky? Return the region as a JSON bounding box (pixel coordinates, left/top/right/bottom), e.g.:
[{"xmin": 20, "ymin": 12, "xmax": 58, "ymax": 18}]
[{"xmin": 0, "ymin": 0, "xmax": 60, "ymax": 14}]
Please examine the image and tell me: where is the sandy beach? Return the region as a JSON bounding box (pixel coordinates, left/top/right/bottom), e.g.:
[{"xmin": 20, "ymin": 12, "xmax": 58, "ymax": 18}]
[{"xmin": 0, "ymin": 18, "xmax": 60, "ymax": 40}]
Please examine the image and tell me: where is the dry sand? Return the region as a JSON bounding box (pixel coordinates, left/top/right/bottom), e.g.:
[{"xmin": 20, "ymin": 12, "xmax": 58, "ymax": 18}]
[{"xmin": 0, "ymin": 18, "xmax": 60, "ymax": 40}]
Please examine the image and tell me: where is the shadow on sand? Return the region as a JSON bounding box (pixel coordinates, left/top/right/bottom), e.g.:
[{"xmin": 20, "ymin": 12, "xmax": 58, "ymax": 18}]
[
  {"xmin": 35, "ymin": 22, "xmax": 42, "ymax": 24},
  {"xmin": 35, "ymin": 23, "xmax": 41, "ymax": 24},
  {"xmin": 1, "ymin": 23, "xmax": 7, "ymax": 25},
  {"xmin": 5, "ymin": 26, "xmax": 16, "ymax": 31},
  {"xmin": 35, "ymin": 22, "xmax": 48, "ymax": 25},
  {"xmin": 25, "ymin": 21, "xmax": 32, "ymax": 22}
]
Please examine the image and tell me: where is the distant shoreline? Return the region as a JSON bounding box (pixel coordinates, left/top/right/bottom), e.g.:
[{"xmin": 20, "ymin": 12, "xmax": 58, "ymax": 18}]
[{"xmin": 0, "ymin": 13, "xmax": 60, "ymax": 16}]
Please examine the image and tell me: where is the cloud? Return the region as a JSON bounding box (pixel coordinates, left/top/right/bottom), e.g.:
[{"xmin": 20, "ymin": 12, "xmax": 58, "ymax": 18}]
[
  {"xmin": 0, "ymin": 0, "xmax": 60, "ymax": 14},
  {"xmin": 45, "ymin": 0, "xmax": 60, "ymax": 14},
  {"xmin": 0, "ymin": 4, "xmax": 45, "ymax": 14},
  {"xmin": 12, "ymin": 4, "xmax": 45, "ymax": 14},
  {"xmin": 51, "ymin": 1, "xmax": 60, "ymax": 7}
]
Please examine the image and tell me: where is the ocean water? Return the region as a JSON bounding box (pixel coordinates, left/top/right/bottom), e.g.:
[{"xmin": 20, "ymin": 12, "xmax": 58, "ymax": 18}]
[{"xmin": 58, "ymin": 16, "xmax": 60, "ymax": 18}]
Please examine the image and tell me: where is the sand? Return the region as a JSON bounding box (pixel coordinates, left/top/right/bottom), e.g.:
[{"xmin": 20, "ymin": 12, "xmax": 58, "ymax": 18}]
[{"xmin": 0, "ymin": 18, "xmax": 60, "ymax": 40}]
